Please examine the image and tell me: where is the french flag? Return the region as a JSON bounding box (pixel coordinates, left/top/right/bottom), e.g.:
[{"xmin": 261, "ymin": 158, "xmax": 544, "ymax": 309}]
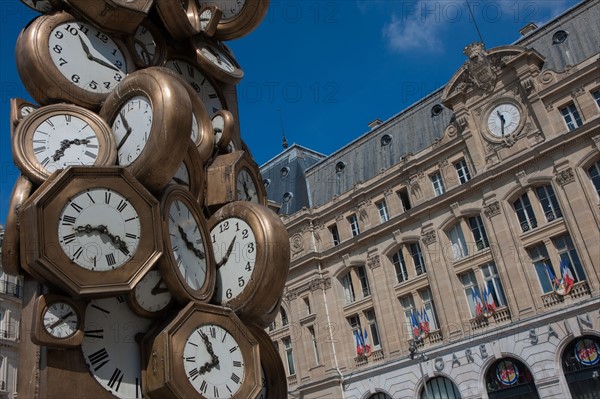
[
  {"xmin": 363, "ymin": 328, "xmax": 372, "ymax": 357},
  {"xmin": 419, "ymin": 307, "xmax": 431, "ymax": 335},
  {"xmin": 544, "ymin": 262, "xmax": 560, "ymax": 288},
  {"xmin": 483, "ymin": 285, "xmax": 497, "ymax": 313},
  {"xmin": 355, "ymin": 330, "xmax": 364, "ymax": 356},
  {"xmin": 410, "ymin": 309, "xmax": 421, "ymax": 338},
  {"xmin": 561, "ymin": 258, "xmax": 575, "ymax": 291},
  {"xmin": 472, "ymin": 287, "xmax": 484, "ymax": 317}
]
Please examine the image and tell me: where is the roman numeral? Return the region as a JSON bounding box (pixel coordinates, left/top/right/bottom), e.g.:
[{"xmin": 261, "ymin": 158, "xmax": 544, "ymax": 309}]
[
  {"xmin": 116, "ymin": 200, "xmax": 128, "ymax": 212},
  {"xmin": 116, "ymin": 296, "xmax": 125, "ymax": 303},
  {"xmin": 62, "ymin": 215, "xmax": 77, "ymax": 226},
  {"xmin": 87, "ymin": 192, "xmax": 95, "ymax": 203},
  {"xmin": 188, "ymin": 368, "xmax": 199, "ymax": 381},
  {"xmin": 33, "ymin": 146, "xmax": 46, "ymax": 154},
  {"xmin": 119, "ymin": 246, "xmax": 130, "ymax": 257},
  {"xmin": 105, "ymin": 192, "xmax": 112, "ymax": 204},
  {"xmin": 65, "ymin": 115, "xmax": 72, "ymax": 122},
  {"xmin": 214, "ymin": 386, "xmax": 219, "ymax": 397},
  {"xmin": 229, "ymin": 346, "xmax": 238, "ymax": 353},
  {"xmin": 46, "ymin": 119, "xmax": 55, "ymax": 127},
  {"xmin": 41, "ymin": 157, "xmax": 50, "ymax": 167},
  {"xmin": 200, "ymin": 380, "xmax": 207, "ymax": 393},
  {"xmin": 84, "ymin": 150, "xmax": 97, "ymax": 159},
  {"xmin": 62, "ymin": 233, "xmax": 76, "ymax": 245},
  {"xmin": 125, "ymin": 233, "xmax": 137, "ymax": 239},
  {"xmin": 209, "ymin": 93, "xmax": 218, "ymax": 99},
  {"xmin": 210, "ymin": 327, "xmax": 216, "ymax": 339},
  {"xmin": 185, "ymin": 356, "xmax": 195, "ymax": 362},
  {"xmin": 187, "ymin": 65, "xmax": 194, "ymax": 77},
  {"xmin": 233, "ymin": 361, "xmax": 242, "ymax": 368},
  {"xmin": 84, "ymin": 329, "xmax": 104, "ymax": 339},
  {"xmin": 87, "ymin": 348, "xmax": 109, "ymax": 371},
  {"xmin": 107, "ymin": 368, "xmax": 124, "ymax": 391},
  {"xmin": 70, "ymin": 202, "xmax": 83, "ymax": 213},
  {"xmin": 106, "ymin": 253, "xmax": 116, "ymax": 266},
  {"xmin": 231, "ymin": 373, "xmax": 240, "ymax": 384},
  {"xmin": 221, "ymin": 331, "xmax": 227, "ymax": 343},
  {"xmin": 172, "ymin": 62, "xmax": 182, "ymax": 74},
  {"xmin": 73, "ymin": 246, "xmax": 83, "ymax": 260}
]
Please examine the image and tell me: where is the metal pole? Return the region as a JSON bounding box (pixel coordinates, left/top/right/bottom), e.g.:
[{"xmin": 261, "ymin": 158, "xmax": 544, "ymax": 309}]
[{"xmin": 418, "ymin": 354, "xmax": 432, "ymax": 399}]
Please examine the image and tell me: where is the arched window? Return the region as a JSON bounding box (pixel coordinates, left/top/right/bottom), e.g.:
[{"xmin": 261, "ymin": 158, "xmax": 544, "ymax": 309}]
[
  {"xmin": 280, "ymin": 306, "xmax": 288, "ymax": 326},
  {"xmin": 368, "ymin": 393, "xmax": 392, "ymax": 399},
  {"xmin": 587, "ymin": 160, "xmax": 600, "ymax": 198},
  {"xmin": 486, "ymin": 358, "xmax": 539, "ymax": 398},
  {"xmin": 562, "ymin": 335, "xmax": 600, "ymax": 398},
  {"xmin": 420, "ymin": 376, "xmax": 461, "ymax": 399}
]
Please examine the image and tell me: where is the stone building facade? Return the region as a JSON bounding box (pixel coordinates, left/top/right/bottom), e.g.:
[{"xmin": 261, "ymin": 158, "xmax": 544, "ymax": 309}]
[
  {"xmin": 261, "ymin": 1, "xmax": 600, "ymax": 398},
  {"xmin": 0, "ymin": 226, "xmax": 23, "ymax": 399}
]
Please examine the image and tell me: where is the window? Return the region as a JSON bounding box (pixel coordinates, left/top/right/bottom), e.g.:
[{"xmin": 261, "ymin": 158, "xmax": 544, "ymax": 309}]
[
  {"xmin": 421, "ymin": 377, "xmax": 462, "ymax": 399},
  {"xmin": 455, "ymin": 159, "xmax": 471, "ymax": 184},
  {"xmin": 419, "ymin": 288, "xmax": 439, "ymax": 331},
  {"xmin": 308, "ymin": 326, "xmax": 320, "ymax": 364},
  {"xmin": 303, "ymin": 297, "xmax": 312, "ymax": 315},
  {"xmin": 552, "ymin": 30, "xmax": 568, "ymax": 44},
  {"xmin": 468, "ymin": 215, "xmax": 490, "ymax": 250},
  {"xmin": 448, "ymin": 223, "xmax": 468, "ymax": 260},
  {"xmin": 486, "ymin": 358, "xmax": 540, "ymax": 397},
  {"xmin": 335, "ymin": 161, "xmax": 347, "ymax": 173},
  {"xmin": 329, "ymin": 225, "xmax": 340, "ymax": 246},
  {"xmin": 347, "ymin": 314, "xmax": 362, "ymax": 353},
  {"xmin": 392, "ymin": 249, "xmax": 409, "ymax": 283},
  {"xmin": 514, "ymin": 193, "xmax": 538, "ymax": 232},
  {"xmin": 280, "ymin": 307, "xmax": 288, "ymax": 326},
  {"xmin": 365, "ymin": 309, "xmax": 381, "ymax": 349},
  {"xmin": 341, "ymin": 273, "xmax": 356, "ymax": 304},
  {"xmin": 377, "ymin": 200, "xmax": 389, "ymax": 223},
  {"xmin": 535, "ymin": 185, "xmax": 562, "ymax": 221},
  {"xmin": 481, "ymin": 263, "xmax": 507, "ymax": 307},
  {"xmin": 398, "ymin": 188, "xmax": 412, "ymax": 211},
  {"xmin": 554, "ymin": 235, "xmax": 586, "ymax": 283},
  {"xmin": 593, "ymin": 90, "xmax": 600, "ymax": 108},
  {"xmin": 409, "ymin": 243, "xmax": 426, "ymax": 275},
  {"xmin": 460, "ymin": 271, "xmax": 480, "ymax": 318},
  {"xmin": 348, "ymin": 214, "xmax": 360, "ymax": 237},
  {"xmin": 430, "ymin": 172, "xmax": 445, "ymax": 196},
  {"xmin": 587, "ymin": 160, "xmax": 600, "ymax": 198},
  {"xmin": 400, "ymin": 295, "xmax": 416, "ymax": 336},
  {"xmin": 528, "ymin": 243, "xmax": 556, "ymax": 294},
  {"xmin": 560, "ymin": 103, "xmax": 583, "ymax": 131},
  {"xmin": 280, "ymin": 166, "xmax": 290, "ymax": 178},
  {"xmin": 380, "ymin": 134, "xmax": 392, "ymax": 146},
  {"xmin": 357, "ymin": 266, "xmax": 370, "ymax": 297},
  {"xmin": 562, "ymin": 336, "xmax": 600, "ymax": 398},
  {"xmin": 283, "ymin": 337, "xmax": 295, "ymax": 375}
]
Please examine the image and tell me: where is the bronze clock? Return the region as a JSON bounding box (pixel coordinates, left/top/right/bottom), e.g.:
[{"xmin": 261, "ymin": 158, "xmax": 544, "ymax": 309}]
[
  {"xmin": 31, "ymin": 294, "xmax": 86, "ymax": 348},
  {"xmin": 64, "ymin": 0, "xmax": 153, "ymax": 34},
  {"xmin": 1, "ymin": 176, "xmax": 34, "ymax": 276}
]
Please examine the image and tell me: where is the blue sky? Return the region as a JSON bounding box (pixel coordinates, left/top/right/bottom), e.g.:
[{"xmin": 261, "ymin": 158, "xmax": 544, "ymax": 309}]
[{"xmin": 0, "ymin": 0, "xmax": 581, "ymax": 225}]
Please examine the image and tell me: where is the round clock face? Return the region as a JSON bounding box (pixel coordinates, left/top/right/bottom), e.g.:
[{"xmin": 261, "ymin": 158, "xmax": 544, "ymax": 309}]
[
  {"xmin": 20, "ymin": 105, "xmax": 37, "ymax": 118},
  {"xmin": 210, "ymin": 0, "xmax": 247, "ymax": 20},
  {"xmin": 183, "ymin": 324, "xmax": 245, "ymax": 397},
  {"xmin": 200, "ymin": 45, "xmax": 237, "ymax": 73},
  {"xmin": 237, "ymin": 168, "xmax": 259, "ymax": 203},
  {"xmin": 191, "ymin": 114, "xmax": 200, "ymax": 143},
  {"xmin": 132, "ymin": 24, "xmax": 158, "ymax": 66},
  {"xmin": 165, "ymin": 59, "xmax": 223, "ymax": 117},
  {"xmin": 48, "ymin": 21, "xmax": 128, "ymax": 94},
  {"xmin": 30, "ymin": 113, "xmax": 101, "ymax": 173},
  {"xmin": 211, "ymin": 217, "xmax": 256, "ymax": 304},
  {"xmin": 212, "ymin": 113, "xmax": 225, "ymax": 144},
  {"xmin": 57, "ymin": 188, "xmax": 141, "ymax": 270},
  {"xmin": 43, "ymin": 302, "xmax": 79, "ymax": 339},
  {"xmin": 82, "ymin": 296, "xmax": 153, "ymax": 399},
  {"xmin": 172, "ymin": 162, "xmax": 191, "ymax": 188},
  {"xmin": 111, "ymin": 95, "xmax": 153, "ymax": 165},
  {"xmin": 487, "ymin": 103, "xmax": 521, "ymax": 137},
  {"xmin": 168, "ymin": 200, "xmax": 208, "ymax": 291},
  {"xmin": 133, "ymin": 269, "xmax": 172, "ymax": 314},
  {"xmin": 200, "ymin": 8, "xmax": 215, "ymax": 30}
]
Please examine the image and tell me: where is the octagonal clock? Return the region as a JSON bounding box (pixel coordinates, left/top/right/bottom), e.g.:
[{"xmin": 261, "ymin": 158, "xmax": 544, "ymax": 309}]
[{"xmin": 19, "ymin": 166, "xmax": 163, "ymax": 298}]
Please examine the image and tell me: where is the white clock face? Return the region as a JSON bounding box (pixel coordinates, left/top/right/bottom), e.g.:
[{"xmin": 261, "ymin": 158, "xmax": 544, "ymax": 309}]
[
  {"xmin": 133, "ymin": 269, "xmax": 172, "ymax": 314},
  {"xmin": 212, "ymin": 114, "xmax": 225, "ymax": 144},
  {"xmin": 200, "ymin": 45, "xmax": 237, "ymax": 73},
  {"xmin": 183, "ymin": 324, "xmax": 245, "ymax": 397},
  {"xmin": 191, "ymin": 113, "xmax": 199, "ymax": 143},
  {"xmin": 199, "ymin": 8, "xmax": 214, "ymax": 29},
  {"xmin": 43, "ymin": 302, "xmax": 78, "ymax": 338},
  {"xmin": 208, "ymin": 0, "xmax": 247, "ymax": 20},
  {"xmin": 111, "ymin": 95, "xmax": 153, "ymax": 165},
  {"xmin": 31, "ymin": 113, "xmax": 101, "ymax": 174},
  {"xmin": 165, "ymin": 59, "xmax": 223, "ymax": 117},
  {"xmin": 168, "ymin": 200, "xmax": 208, "ymax": 291},
  {"xmin": 21, "ymin": 0, "xmax": 53, "ymax": 13},
  {"xmin": 172, "ymin": 162, "xmax": 191, "ymax": 189},
  {"xmin": 82, "ymin": 296, "xmax": 153, "ymax": 399},
  {"xmin": 487, "ymin": 103, "xmax": 521, "ymax": 137},
  {"xmin": 58, "ymin": 188, "xmax": 141, "ymax": 270},
  {"xmin": 132, "ymin": 24, "xmax": 157, "ymax": 66},
  {"xmin": 236, "ymin": 169, "xmax": 258, "ymax": 202},
  {"xmin": 211, "ymin": 217, "xmax": 256, "ymax": 304},
  {"xmin": 48, "ymin": 22, "xmax": 127, "ymax": 94},
  {"xmin": 20, "ymin": 105, "xmax": 37, "ymax": 117}
]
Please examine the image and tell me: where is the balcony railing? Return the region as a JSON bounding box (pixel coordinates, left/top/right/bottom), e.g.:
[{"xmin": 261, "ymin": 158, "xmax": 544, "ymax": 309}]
[
  {"xmin": 287, "ymin": 374, "xmax": 297, "ymax": 386},
  {"xmin": 492, "ymin": 307, "xmax": 511, "ymax": 323},
  {"xmin": 541, "ymin": 281, "xmax": 590, "ymax": 308},
  {"xmin": 0, "ymin": 328, "xmax": 19, "ymax": 340},
  {"xmin": 0, "ymin": 280, "xmax": 22, "ymax": 299},
  {"xmin": 427, "ymin": 329, "xmax": 444, "ymax": 344},
  {"xmin": 354, "ymin": 348, "xmax": 385, "ymax": 368}
]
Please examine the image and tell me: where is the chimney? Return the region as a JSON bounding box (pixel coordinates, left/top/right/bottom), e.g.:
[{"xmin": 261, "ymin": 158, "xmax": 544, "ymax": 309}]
[
  {"xmin": 368, "ymin": 119, "xmax": 383, "ymax": 129},
  {"xmin": 519, "ymin": 22, "xmax": 538, "ymax": 36}
]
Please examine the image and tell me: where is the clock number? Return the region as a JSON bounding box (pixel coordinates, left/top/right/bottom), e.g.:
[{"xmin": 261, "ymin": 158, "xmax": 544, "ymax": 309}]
[
  {"xmin": 105, "ymin": 192, "xmax": 112, "ymax": 204},
  {"xmin": 242, "ymin": 229, "xmax": 249, "ymax": 239},
  {"xmin": 87, "ymin": 348, "xmax": 110, "ymax": 371},
  {"xmin": 199, "ymin": 380, "xmax": 207, "ymax": 394},
  {"xmin": 209, "ymin": 326, "xmax": 216, "ymax": 339},
  {"xmin": 106, "ymin": 253, "xmax": 116, "ymax": 267},
  {"xmin": 229, "ymin": 346, "xmax": 238, "ymax": 353},
  {"xmin": 89, "ymin": 81, "xmax": 98, "ymax": 90},
  {"xmin": 231, "ymin": 373, "xmax": 240, "ymax": 384},
  {"xmin": 103, "ymin": 81, "xmax": 111, "ymax": 90},
  {"xmin": 191, "ymin": 82, "xmax": 201, "ymax": 94},
  {"xmin": 114, "ymin": 73, "xmax": 123, "ymax": 82},
  {"xmin": 185, "ymin": 356, "xmax": 195, "ymax": 362},
  {"xmin": 226, "ymin": 289, "xmax": 233, "ymax": 299},
  {"xmin": 116, "ymin": 200, "xmax": 128, "ymax": 212},
  {"xmin": 62, "ymin": 233, "xmax": 76, "ymax": 245},
  {"xmin": 247, "ymin": 243, "xmax": 255, "ymax": 253},
  {"xmin": 70, "ymin": 202, "xmax": 83, "ymax": 213},
  {"xmin": 64, "ymin": 24, "xmax": 79, "ymax": 36},
  {"xmin": 107, "ymin": 368, "xmax": 124, "ymax": 392},
  {"xmin": 58, "ymin": 58, "xmax": 68, "ymax": 66},
  {"xmin": 172, "ymin": 62, "xmax": 182, "ymax": 74},
  {"xmin": 188, "ymin": 368, "xmax": 200, "ymax": 381},
  {"xmin": 73, "ymin": 246, "xmax": 83, "ymax": 260},
  {"xmin": 238, "ymin": 276, "xmax": 245, "ymax": 287},
  {"xmin": 119, "ymin": 245, "xmax": 130, "ymax": 257},
  {"xmin": 214, "ymin": 386, "xmax": 219, "ymax": 397},
  {"xmin": 95, "ymin": 32, "xmax": 109, "ymax": 43},
  {"xmin": 116, "ymin": 296, "xmax": 125, "ymax": 303},
  {"xmin": 187, "ymin": 65, "xmax": 195, "ymax": 78},
  {"xmin": 71, "ymin": 74, "xmax": 80, "ymax": 83},
  {"xmin": 77, "ymin": 24, "xmax": 89, "ymax": 35},
  {"xmin": 54, "ymin": 31, "xmax": 64, "ymax": 39},
  {"xmin": 245, "ymin": 262, "xmax": 252, "ymax": 272},
  {"xmin": 219, "ymin": 221, "xmax": 229, "ymax": 233},
  {"xmin": 61, "ymin": 215, "xmax": 76, "ymax": 226},
  {"xmin": 233, "ymin": 361, "xmax": 242, "ymax": 368}
]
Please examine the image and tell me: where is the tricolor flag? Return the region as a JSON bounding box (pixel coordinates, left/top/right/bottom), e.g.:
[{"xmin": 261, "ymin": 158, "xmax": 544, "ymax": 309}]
[
  {"xmin": 561, "ymin": 258, "xmax": 575, "ymax": 292},
  {"xmin": 420, "ymin": 307, "xmax": 431, "ymax": 335},
  {"xmin": 410, "ymin": 309, "xmax": 421, "ymax": 338},
  {"xmin": 472, "ymin": 287, "xmax": 484, "ymax": 317},
  {"xmin": 363, "ymin": 328, "xmax": 372, "ymax": 357},
  {"xmin": 544, "ymin": 262, "xmax": 560, "ymax": 289},
  {"xmin": 483, "ymin": 285, "xmax": 497, "ymax": 313},
  {"xmin": 355, "ymin": 330, "xmax": 364, "ymax": 356}
]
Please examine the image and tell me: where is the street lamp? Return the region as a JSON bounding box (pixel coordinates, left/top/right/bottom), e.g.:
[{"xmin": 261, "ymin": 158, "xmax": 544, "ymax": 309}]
[{"xmin": 409, "ymin": 336, "xmax": 432, "ymax": 398}]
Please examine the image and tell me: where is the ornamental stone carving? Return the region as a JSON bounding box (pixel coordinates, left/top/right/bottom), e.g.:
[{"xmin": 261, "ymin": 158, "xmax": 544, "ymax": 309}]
[
  {"xmin": 464, "ymin": 42, "xmax": 497, "ymax": 92},
  {"xmin": 309, "ymin": 277, "xmax": 331, "ymax": 291},
  {"xmin": 592, "ymin": 135, "xmax": 600, "ymax": 151},
  {"xmin": 290, "ymin": 233, "xmax": 304, "ymax": 257},
  {"xmin": 484, "ymin": 201, "xmax": 501, "ymax": 218},
  {"xmin": 367, "ymin": 255, "xmax": 381, "ymax": 270},
  {"xmin": 421, "ymin": 230, "xmax": 437, "ymax": 246},
  {"xmin": 284, "ymin": 287, "xmax": 298, "ymax": 302},
  {"xmin": 555, "ymin": 168, "xmax": 575, "ymax": 186}
]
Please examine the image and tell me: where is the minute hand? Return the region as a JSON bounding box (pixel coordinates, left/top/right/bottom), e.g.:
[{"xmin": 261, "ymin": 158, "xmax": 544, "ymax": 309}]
[{"xmin": 215, "ymin": 236, "xmax": 236, "ymax": 269}]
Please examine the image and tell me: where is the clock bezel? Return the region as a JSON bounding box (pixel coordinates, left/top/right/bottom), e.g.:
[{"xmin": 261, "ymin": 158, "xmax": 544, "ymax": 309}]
[
  {"xmin": 12, "ymin": 103, "xmax": 118, "ymax": 186},
  {"xmin": 19, "ymin": 166, "xmax": 163, "ymax": 298},
  {"xmin": 31, "ymin": 294, "xmax": 86, "ymax": 348},
  {"xmin": 127, "ymin": 267, "xmax": 176, "ymax": 319},
  {"xmin": 212, "ymin": 0, "xmax": 270, "ymax": 41},
  {"xmin": 15, "ymin": 11, "xmax": 134, "ymax": 110},
  {"xmin": 126, "ymin": 18, "xmax": 169, "ymax": 69},
  {"xmin": 64, "ymin": 0, "xmax": 153, "ymax": 34},
  {"xmin": 191, "ymin": 36, "xmax": 244, "ymax": 85},
  {"xmin": 483, "ymin": 98, "xmax": 525, "ymax": 140}
]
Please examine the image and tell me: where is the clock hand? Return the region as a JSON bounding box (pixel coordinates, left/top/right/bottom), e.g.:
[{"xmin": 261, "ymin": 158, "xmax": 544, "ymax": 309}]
[
  {"xmin": 150, "ymin": 277, "xmax": 170, "ymax": 295},
  {"xmin": 242, "ymin": 180, "xmax": 253, "ymax": 201},
  {"xmin": 52, "ymin": 138, "xmax": 91, "ymax": 161},
  {"xmin": 215, "ymin": 235, "xmax": 237, "ymax": 269},
  {"xmin": 133, "ymin": 38, "xmax": 153, "ymax": 65},
  {"xmin": 90, "ymin": 54, "xmax": 121, "ymax": 72},
  {"xmin": 497, "ymin": 111, "xmax": 506, "ymax": 136},
  {"xmin": 74, "ymin": 224, "xmax": 129, "ymax": 252},
  {"xmin": 178, "ymin": 225, "xmax": 205, "ymax": 260},
  {"xmin": 47, "ymin": 311, "xmax": 75, "ymax": 330},
  {"xmin": 196, "ymin": 329, "xmax": 220, "ymax": 375},
  {"xmin": 78, "ymin": 35, "xmax": 94, "ymax": 60},
  {"xmin": 116, "ymin": 111, "xmax": 133, "ymax": 150},
  {"xmin": 171, "ymin": 176, "xmax": 189, "ymax": 186}
]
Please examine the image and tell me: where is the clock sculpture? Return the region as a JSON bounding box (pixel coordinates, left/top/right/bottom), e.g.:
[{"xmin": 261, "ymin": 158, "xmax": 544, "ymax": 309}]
[{"xmin": 6, "ymin": 1, "xmax": 288, "ymax": 398}]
